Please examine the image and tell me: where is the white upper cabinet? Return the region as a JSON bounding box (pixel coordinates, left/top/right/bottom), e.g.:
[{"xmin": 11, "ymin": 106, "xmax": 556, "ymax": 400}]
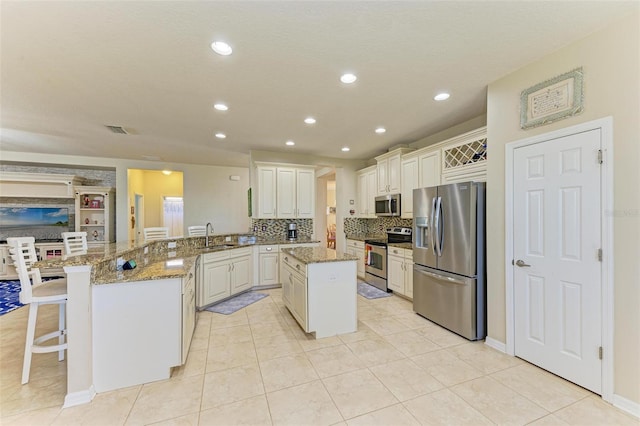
[
  {"xmin": 375, "ymin": 148, "xmax": 413, "ymax": 196},
  {"xmin": 418, "ymin": 150, "xmax": 441, "ymax": 188},
  {"xmin": 440, "ymin": 128, "xmax": 487, "ymax": 184},
  {"xmin": 257, "ymin": 166, "xmax": 277, "ymax": 218},
  {"xmin": 400, "ymin": 156, "xmax": 418, "ymax": 219},
  {"xmin": 255, "ymin": 163, "xmax": 315, "ymax": 219},
  {"xmin": 356, "ymin": 166, "xmax": 376, "ymax": 218}
]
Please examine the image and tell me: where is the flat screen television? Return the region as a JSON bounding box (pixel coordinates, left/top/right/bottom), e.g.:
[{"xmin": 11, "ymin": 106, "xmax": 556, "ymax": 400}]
[{"xmin": 0, "ymin": 207, "xmax": 70, "ymax": 242}]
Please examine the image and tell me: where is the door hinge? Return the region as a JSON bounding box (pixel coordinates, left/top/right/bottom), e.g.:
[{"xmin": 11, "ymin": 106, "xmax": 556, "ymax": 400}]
[
  {"xmin": 597, "ymin": 150, "xmax": 603, "ymax": 164},
  {"xmin": 597, "ymin": 249, "xmax": 603, "ymax": 262},
  {"xmin": 599, "ymin": 346, "xmax": 603, "ymax": 360}
]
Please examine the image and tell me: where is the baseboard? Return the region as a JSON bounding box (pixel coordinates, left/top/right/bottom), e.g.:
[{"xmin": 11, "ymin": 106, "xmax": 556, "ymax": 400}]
[
  {"xmin": 251, "ymin": 284, "xmax": 282, "ymax": 291},
  {"xmin": 613, "ymin": 394, "xmax": 640, "ymax": 419},
  {"xmin": 484, "ymin": 337, "xmax": 507, "ymax": 353},
  {"xmin": 63, "ymin": 385, "xmax": 96, "ymax": 408}
]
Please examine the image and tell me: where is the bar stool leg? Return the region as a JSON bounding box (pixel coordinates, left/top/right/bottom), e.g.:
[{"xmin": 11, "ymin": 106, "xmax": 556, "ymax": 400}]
[{"xmin": 22, "ymin": 303, "xmax": 39, "ymax": 384}]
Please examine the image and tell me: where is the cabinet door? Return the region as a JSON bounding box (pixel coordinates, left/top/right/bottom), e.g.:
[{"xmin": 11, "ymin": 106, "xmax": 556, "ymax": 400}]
[
  {"xmin": 405, "ymin": 256, "xmax": 414, "ymax": 299},
  {"xmin": 387, "ymin": 253, "xmax": 405, "ymax": 294},
  {"xmin": 257, "ymin": 167, "xmax": 277, "ymax": 218},
  {"xmin": 388, "ymin": 154, "xmax": 402, "ymax": 193},
  {"xmin": 357, "ymin": 173, "xmax": 368, "ymax": 216},
  {"xmin": 295, "ymin": 168, "xmax": 315, "ymax": 218},
  {"xmin": 401, "ymin": 157, "xmax": 418, "ymax": 219},
  {"xmin": 282, "ymin": 268, "xmax": 293, "ymax": 307},
  {"xmin": 182, "ymin": 269, "xmax": 196, "ymax": 364},
  {"xmin": 366, "ymin": 171, "xmax": 377, "ymax": 218},
  {"xmin": 419, "ymin": 151, "xmax": 441, "ymax": 188},
  {"xmin": 231, "ymin": 256, "xmax": 251, "ymax": 293},
  {"xmin": 201, "ymin": 261, "xmax": 230, "ymax": 306},
  {"xmin": 291, "ymin": 271, "xmax": 308, "ymax": 331},
  {"xmin": 377, "ymin": 159, "xmax": 389, "ymax": 194},
  {"xmin": 277, "ymin": 167, "xmax": 296, "ymax": 218},
  {"xmin": 259, "ymin": 252, "xmax": 279, "ymax": 286}
]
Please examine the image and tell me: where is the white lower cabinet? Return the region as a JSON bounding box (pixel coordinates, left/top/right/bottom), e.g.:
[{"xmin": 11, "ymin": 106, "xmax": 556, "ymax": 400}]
[
  {"xmin": 258, "ymin": 244, "xmax": 280, "ymax": 286},
  {"xmin": 387, "ymin": 247, "xmax": 413, "ymax": 298},
  {"xmin": 282, "ymin": 254, "xmax": 308, "ymax": 330},
  {"xmin": 93, "ymin": 262, "xmax": 196, "ymax": 392},
  {"xmin": 198, "ymin": 247, "xmax": 252, "ymax": 308},
  {"xmin": 346, "ymin": 239, "xmax": 365, "ymax": 278}
]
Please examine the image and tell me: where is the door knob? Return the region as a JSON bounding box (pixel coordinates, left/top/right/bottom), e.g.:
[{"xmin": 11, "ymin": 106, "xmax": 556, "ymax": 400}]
[{"xmin": 515, "ymin": 259, "xmax": 531, "ymax": 267}]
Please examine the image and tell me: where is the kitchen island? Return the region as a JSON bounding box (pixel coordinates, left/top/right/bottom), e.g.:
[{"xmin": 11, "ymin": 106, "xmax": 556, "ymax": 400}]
[
  {"xmin": 280, "ymin": 247, "xmax": 358, "ymax": 338},
  {"xmin": 34, "ymin": 234, "xmax": 320, "ymax": 407}
]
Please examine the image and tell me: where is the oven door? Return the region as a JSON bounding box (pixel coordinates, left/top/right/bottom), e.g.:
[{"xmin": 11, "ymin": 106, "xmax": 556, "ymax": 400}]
[{"xmin": 365, "ymin": 244, "xmax": 387, "ymax": 278}]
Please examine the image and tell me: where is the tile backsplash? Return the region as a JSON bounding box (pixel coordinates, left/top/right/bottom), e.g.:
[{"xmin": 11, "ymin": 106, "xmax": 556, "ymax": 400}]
[
  {"xmin": 344, "ymin": 217, "xmax": 413, "ymax": 236},
  {"xmin": 250, "ymin": 219, "xmax": 313, "ymax": 239}
]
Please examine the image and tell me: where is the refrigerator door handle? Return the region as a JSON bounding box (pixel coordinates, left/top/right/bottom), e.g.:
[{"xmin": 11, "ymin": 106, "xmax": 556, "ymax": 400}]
[
  {"xmin": 434, "ymin": 196, "xmax": 442, "ymax": 256},
  {"xmin": 414, "ymin": 267, "xmax": 467, "ymax": 285},
  {"xmin": 430, "ymin": 197, "xmax": 437, "ymax": 255}
]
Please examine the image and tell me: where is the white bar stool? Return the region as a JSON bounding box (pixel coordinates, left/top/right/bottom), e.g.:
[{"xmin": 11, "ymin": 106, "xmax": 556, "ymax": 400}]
[
  {"xmin": 187, "ymin": 225, "xmax": 207, "ymax": 236},
  {"xmin": 143, "ymin": 227, "xmax": 170, "ymax": 241},
  {"xmin": 62, "ymin": 231, "xmax": 88, "ymax": 256},
  {"xmin": 7, "ymin": 237, "xmax": 68, "ymax": 384}
]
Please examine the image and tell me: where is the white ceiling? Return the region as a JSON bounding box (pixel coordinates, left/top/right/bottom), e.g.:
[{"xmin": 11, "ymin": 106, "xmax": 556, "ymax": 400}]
[{"xmin": 1, "ymin": 1, "xmax": 636, "ymax": 168}]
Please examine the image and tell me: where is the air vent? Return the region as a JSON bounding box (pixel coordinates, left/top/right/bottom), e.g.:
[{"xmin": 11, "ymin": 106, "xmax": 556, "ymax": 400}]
[{"xmin": 105, "ymin": 125, "xmax": 128, "ymax": 135}]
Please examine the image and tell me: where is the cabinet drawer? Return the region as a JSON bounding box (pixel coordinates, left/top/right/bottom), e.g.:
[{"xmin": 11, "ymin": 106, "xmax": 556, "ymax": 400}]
[
  {"xmin": 201, "ymin": 250, "xmax": 229, "ymax": 263},
  {"xmin": 259, "ymin": 244, "xmax": 279, "ymax": 253},
  {"xmin": 346, "ymin": 239, "xmax": 364, "ymax": 249},
  {"xmin": 281, "ymin": 253, "xmax": 306, "ymax": 276},
  {"xmin": 229, "ymin": 246, "xmax": 252, "ymax": 258}
]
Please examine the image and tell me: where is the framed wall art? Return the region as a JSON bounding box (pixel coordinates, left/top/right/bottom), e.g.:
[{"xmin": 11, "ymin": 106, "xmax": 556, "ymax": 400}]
[{"xmin": 520, "ymin": 67, "xmax": 584, "ymax": 129}]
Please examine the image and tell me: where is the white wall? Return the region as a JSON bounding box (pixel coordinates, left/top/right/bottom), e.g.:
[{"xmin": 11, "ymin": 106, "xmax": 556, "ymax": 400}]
[{"xmin": 486, "ymin": 10, "xmax": 639, "ymax": 404}]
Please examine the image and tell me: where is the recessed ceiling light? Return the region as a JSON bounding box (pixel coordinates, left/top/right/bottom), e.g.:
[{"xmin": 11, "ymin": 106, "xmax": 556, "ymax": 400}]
[
  {"xmin": 211, "ymin": 41, "xmax": 232, "ymax": 56},
  {"xmin": 375, "ymin": 127, "xmax": 386, "ymax": 134},
  {"xmin": 434, "ymin": 92, "xmax": 450, "ymax": 101},
  {"xmin": 304, "ymin": 117, "xmax": 316, "ymax": 124},
  {"xmin": 215, "ymin": 132, "xmax": 226, "ymax": 139},
  {"xmin": 340, "ymin": 73, "xmax": 357, "ymax": 84},
  {"xmin": 162, "ymin": 170, "xmax": 172, "ymax": 176},
  {"xmin": 341, "ymin": 147, "xmax": 350, "ymax": 152},
  {"xmin": 214, "ymin": 103, "xmax": 228, "ymax": 111},
  {"xmin": 285, "ymin": 140, "xmax": 295, "ymax": 146}
]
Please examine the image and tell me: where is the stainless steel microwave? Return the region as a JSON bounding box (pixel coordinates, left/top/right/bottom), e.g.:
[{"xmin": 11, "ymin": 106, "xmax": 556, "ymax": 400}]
[{"xmin": 375, "ymin": 194, "xmax": 401, "ymax": 217}]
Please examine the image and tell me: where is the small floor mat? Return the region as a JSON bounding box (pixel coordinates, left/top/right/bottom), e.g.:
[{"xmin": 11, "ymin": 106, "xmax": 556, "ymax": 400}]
[
  {"xmin": 0, "ymin": 280, "xmax": 23, "ymax": 316},
  {"xmin": 357, "ymin": 281, "xmax": 392, "ymax": 299},
  {"xmin": 205, "ymin": 291, "xmax": 269, "ymax": 315}
]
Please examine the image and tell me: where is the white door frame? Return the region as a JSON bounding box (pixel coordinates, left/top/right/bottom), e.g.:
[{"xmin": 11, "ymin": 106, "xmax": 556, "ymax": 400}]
[{"xmin": 505, "ymin": 116, "xmax": 614, "ymax": 403}]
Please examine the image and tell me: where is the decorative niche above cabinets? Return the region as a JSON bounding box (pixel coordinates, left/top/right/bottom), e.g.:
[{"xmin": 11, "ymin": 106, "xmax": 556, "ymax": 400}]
[
  {"xmin": 254, "ymin": 163, "xmax": 315, "ymax": 219},
  {"xmin": 375, "ymin": 147, "xmax": 414, "ymax": 196}
]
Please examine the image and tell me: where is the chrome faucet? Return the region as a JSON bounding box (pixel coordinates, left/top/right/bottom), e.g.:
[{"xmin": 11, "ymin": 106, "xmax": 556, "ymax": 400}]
[{"xmin": 205, "ymin": 222, "xmax": 214, "ymax": 247}]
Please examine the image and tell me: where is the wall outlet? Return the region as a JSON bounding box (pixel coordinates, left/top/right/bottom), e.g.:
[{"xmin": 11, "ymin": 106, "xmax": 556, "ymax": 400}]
[
  {"xmin": 168, "ymin": 241, "xmax": 177, "ymax": 249},
  {"xmin": 144, "ymin": 246, "xmax": 149, "ymax": 254},
  {"xmin": 253, "ymin": 226, "xmax": 258, "ymax": 232},
  {"xmin": 168, "ymin": 251, "xmax": 176, "ymax": 258},
  {"xmin": 261, "ymin": 225, "xmax": 267, "ymax": 231},
  {"xmin": 225, "ymin": 236, "xmax": 231, "ymax": 242},
  {"xmin": 116, "ymin": 257, "xmax": 125, "ymax": 271}
]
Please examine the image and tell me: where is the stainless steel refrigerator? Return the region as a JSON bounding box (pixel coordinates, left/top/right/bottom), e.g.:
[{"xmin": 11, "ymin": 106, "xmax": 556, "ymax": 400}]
[{"xmin": 412, "ymin": 181, "xmax": 486, "ymax": 340}]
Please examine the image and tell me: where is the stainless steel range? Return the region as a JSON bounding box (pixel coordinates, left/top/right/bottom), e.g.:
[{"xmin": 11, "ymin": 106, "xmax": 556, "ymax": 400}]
[{"xmin": 364, "ymin": 227, "xmax": 412, "ymax": 292}]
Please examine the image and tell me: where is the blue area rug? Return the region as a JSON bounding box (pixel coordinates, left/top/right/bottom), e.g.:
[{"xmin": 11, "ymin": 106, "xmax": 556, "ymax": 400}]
[
  {"xmin": 0, "ymin": 280, "xmax": 23, "ymax": 316},
  {"xmin": 357, "ymin": 281, "xmax": 392, "ymax": 299},
  {"xmin": 205, "ymin": 291, "xmax": 269, "ymax": 315}
]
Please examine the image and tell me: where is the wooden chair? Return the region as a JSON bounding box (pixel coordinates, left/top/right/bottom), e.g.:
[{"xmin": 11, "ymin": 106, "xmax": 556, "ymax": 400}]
[
  {"xmin": 327, "ymin": 225, "xmax": 336, "ymax": 249},
  {"xmin": 61, "ymin": 231, "xmax": 88, "ymax": 256},
  {"xmin": 187, "ymin": 225, "xmax": 207, "ymax": 237},
  {"xmin": 7, "ymin": 237, "xmax": 67, "ymax": 384},
  {"xmin": 143, "ymin": 227, "xmax": 169, "ymax": 241}
]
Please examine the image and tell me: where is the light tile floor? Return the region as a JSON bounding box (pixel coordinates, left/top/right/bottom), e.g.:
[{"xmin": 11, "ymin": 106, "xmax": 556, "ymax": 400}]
[{"xmin": 1, "ymin": 288, "xmax": 637, "ymax": 425}]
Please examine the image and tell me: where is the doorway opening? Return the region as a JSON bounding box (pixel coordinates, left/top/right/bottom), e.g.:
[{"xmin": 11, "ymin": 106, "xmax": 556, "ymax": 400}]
[{"xmin": 127, "ymin": 169, "xmax": 184, "ymax": 242}]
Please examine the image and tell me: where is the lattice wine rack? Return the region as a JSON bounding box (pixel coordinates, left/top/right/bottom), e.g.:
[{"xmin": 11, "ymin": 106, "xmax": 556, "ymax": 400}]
[{"xmin": 443, "ymin": 137, "xmax": 487, "ymax": 170}]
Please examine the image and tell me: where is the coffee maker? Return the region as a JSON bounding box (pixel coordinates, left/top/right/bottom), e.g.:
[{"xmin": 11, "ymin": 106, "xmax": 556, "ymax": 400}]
[{"xmin": 287, "ymin": 223, "xmax": 298, "ymax": 240}]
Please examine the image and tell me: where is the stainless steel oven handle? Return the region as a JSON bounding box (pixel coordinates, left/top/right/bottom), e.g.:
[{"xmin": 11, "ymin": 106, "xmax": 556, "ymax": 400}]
[{"xmin": 414, "ymin": 267, "xmax": 466, "ymax": 285}]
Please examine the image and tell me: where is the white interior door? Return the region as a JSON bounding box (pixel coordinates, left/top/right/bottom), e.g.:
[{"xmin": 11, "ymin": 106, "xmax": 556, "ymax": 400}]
[{"xmin": 513, "ymin": 129, "xmax": 602, "ymax": 394}]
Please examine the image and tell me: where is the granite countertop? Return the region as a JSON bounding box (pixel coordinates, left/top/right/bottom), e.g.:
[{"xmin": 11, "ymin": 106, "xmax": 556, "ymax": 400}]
[
  {"xmin": 388, "ymin": 242, "xmax": 413, "ymax": 250},
  {"xmin": 281, "ymin": 247, "xmax": 358, "ymax": 264},
  {"xmin": 345, "ymin": 234, "xmax": 385, "ymax": 242},
  {"xmin": 34, "ymin": 234, "xmax": 322, "ymax": 285}
]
